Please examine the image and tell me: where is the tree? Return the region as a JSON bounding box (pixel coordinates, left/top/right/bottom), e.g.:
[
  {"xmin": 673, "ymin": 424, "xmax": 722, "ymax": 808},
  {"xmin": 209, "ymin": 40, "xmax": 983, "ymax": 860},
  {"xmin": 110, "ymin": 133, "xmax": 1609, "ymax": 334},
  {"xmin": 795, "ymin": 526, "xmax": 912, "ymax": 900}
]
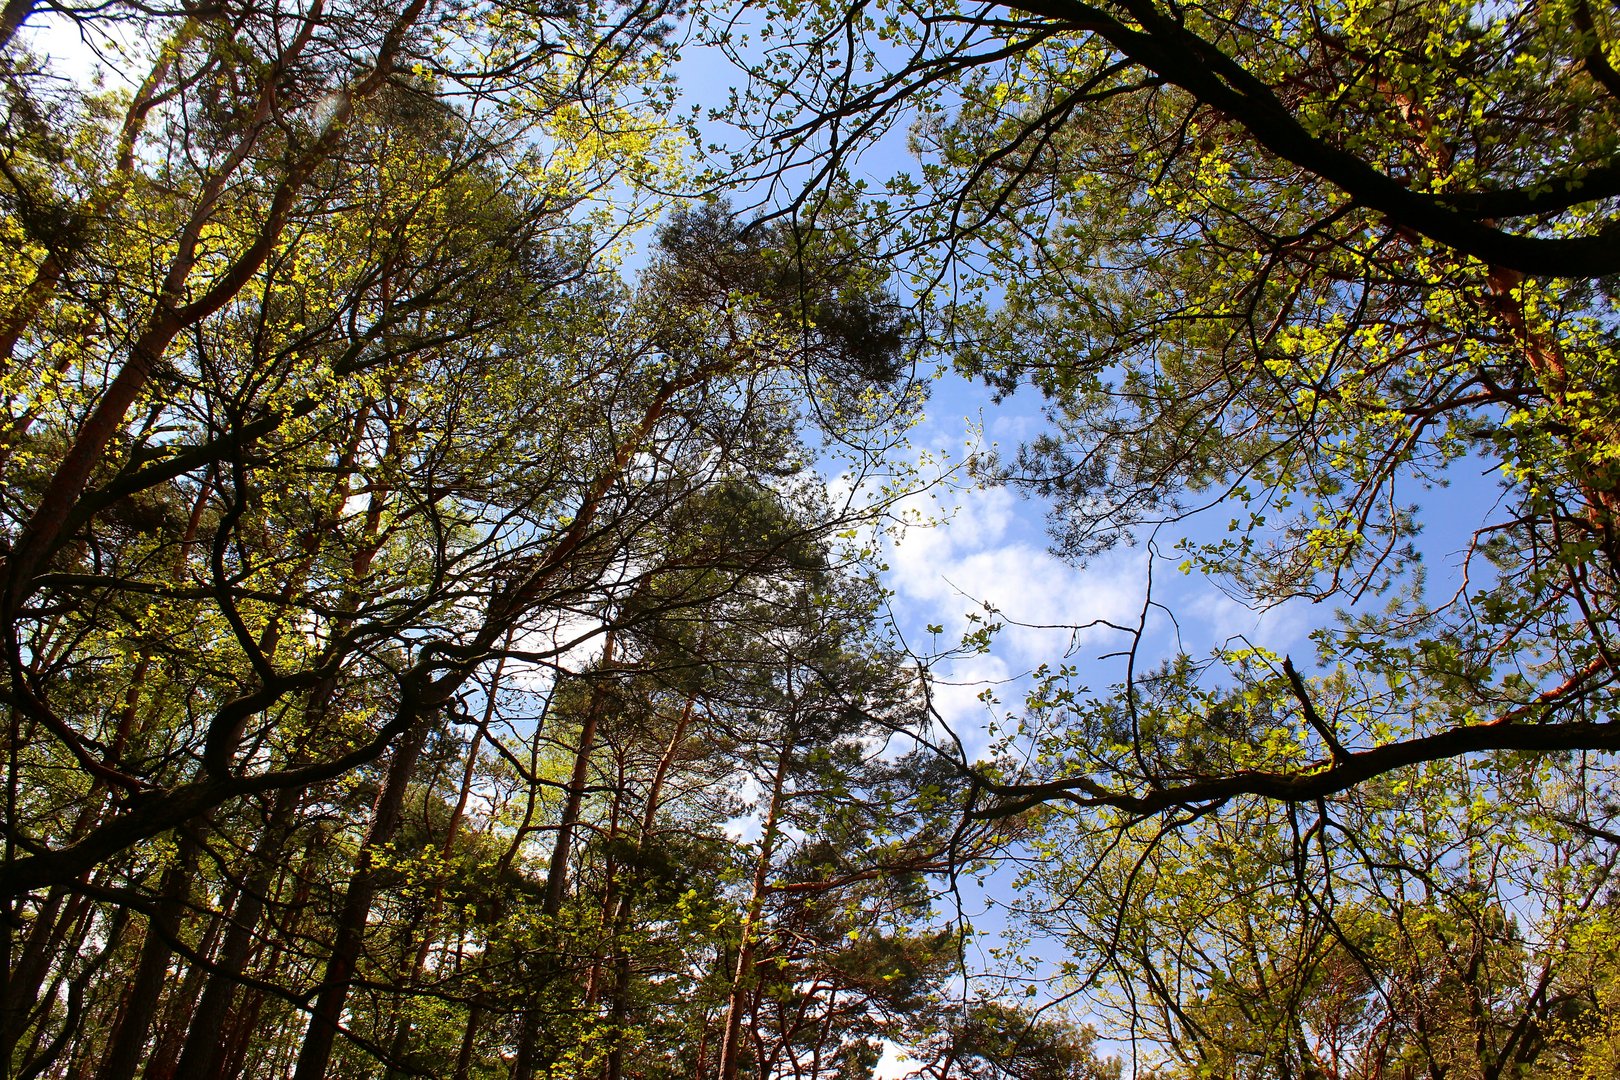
[
  {"xmin": 0, "ymin": 0, "xmax": 679, "ymax": 888},
  {"xmin": 1, "ymin": 1, "xmax": 953, "ymax": 1071},
  {"xmin": 717, "ymin": 0, "xmax": 1620, "ymax": 812},
  {"xmin": 1001, "ymin": 661, "xmax": 1620, "ymax": 1078},
  {"xmin": 902, "ymin": 1000, "xmax": 1120, "ymax": 1080},
  {"xmin": 710, "ymin": 0, "xmax": 1620, "ymax": 1069}
]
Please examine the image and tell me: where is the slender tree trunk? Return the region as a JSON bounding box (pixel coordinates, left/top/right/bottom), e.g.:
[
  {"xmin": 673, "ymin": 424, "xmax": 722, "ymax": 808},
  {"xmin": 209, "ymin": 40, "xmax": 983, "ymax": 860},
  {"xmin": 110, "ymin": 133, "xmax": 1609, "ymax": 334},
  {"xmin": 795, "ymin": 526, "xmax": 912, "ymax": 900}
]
[
  {"xmin": 141, "ymin": 898, "xmax": 225, "ymax": 1080},
  {"xmin": 214, "ymin": 847, "xmax": 314, "ymax": 1080},
  {"xmin": 0, "ymin": 0, "xmax": 33, "ymax": 52},
  {"xmin": 169, "ymin": 788, "xmax": 301, "ymax": 1079},
  {"xmin": 15, "ymin": 907, "xmax": 131, "ymax": 1080},
  {"xmin": 381, "ymin": 649, "xmax": 506, "ymax": 1080},
  {"xmin": 291, "ymin": 713, "xmax": 435, "ymax": 1080},
  {"xmin": 510, "ymin": 632, "xmax": 618, "ymax": 1080},
  {"xmin": 583, "ymin": 751, "xmax": 627, "ymax": 1015},
  {"xmin": 604, "ymin": 693, "xmax": 697, "ymax": 1080},
  {"xmin": 2, "ymin": 887, "xmax": 85, "ymax": 1058},
  {"xmin": 94, "ymin": 835, "xmax": 197, "ymax": 1080},
  {"xmin": 451, "ymin": 1001, "xmax": 484, "ymax": 1080},
  {"xmin": 215, "ymin": 991, "xmax": 267, "ymax": 1080},
  {"xmin": 8, "ymin": 888, "xmax": 100, "ymax": 1077},
  {"xmin": 715, "ymin": 732, "xmax": 795, "ymax": 1080}
]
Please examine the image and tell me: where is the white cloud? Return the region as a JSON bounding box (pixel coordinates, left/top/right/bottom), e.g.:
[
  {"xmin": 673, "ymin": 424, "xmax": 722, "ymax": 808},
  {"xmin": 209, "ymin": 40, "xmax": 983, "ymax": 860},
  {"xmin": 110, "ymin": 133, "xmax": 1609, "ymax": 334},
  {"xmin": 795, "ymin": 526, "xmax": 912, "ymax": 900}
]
[
  {"xmin": 1169, "ymin": 578, "xmax": 1317, "ymax": 659},
  {"xmin": 873, "ymin": 1040, "xmax": 916, "ymax": 1080},
  {"xmin": 887, "ymin": 483, "xmax": 1140, "ymax": 670},
  {"xmin": 880, "ymin": 471, "xmax": 1156, "ymax": 766},
  {"xmin": 923, "ymin": 653, "xmax": 1013, "ymax": 760}
]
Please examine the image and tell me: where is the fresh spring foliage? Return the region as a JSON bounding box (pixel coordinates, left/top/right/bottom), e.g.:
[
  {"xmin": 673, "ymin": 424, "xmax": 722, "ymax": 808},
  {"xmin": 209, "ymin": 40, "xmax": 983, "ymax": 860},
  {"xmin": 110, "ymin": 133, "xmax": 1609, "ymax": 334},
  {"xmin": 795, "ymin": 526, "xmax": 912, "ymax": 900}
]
[{"xmin": 3, "ymin": 0, "xmax": 1619, "ymax": 1077}]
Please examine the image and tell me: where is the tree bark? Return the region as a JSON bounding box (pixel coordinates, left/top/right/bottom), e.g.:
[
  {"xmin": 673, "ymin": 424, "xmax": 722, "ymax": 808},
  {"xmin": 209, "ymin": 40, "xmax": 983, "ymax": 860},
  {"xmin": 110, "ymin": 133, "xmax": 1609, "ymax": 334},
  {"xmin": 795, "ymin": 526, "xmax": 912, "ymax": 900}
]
[
  {"xmin": 291, "ymin": 714, "xmax": 435, "ymax": 1080},
  {"xmin": 604, "ymin": 692, "xmax": 697, "ymax": 1080},
  {"xmin": 94, "ymin": 837, "xmax": 197, "ymax": 1080},
  {"xmin": 511, "ymin": 631, "xmax": 618, "ymax": 1080},
  {"xmin": 715, "ymin": 730, "xmax": 795, "ymax": 1080},
  {"xmin": 169, "ymin": 788, "xmax": 301, "ymax": 1080},
  {"xmin": 381, "ymin": 649, "xmax": 506, "ymax": 1080}
]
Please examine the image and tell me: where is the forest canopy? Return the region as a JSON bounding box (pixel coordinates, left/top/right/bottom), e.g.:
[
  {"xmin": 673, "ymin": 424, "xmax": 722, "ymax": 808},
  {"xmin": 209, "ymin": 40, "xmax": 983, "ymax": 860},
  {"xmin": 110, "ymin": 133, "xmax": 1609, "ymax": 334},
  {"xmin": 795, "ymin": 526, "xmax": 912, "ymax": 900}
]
[{"xmin": 1, "ymin": 0, "xmax": 1618, "ymax": 1078}]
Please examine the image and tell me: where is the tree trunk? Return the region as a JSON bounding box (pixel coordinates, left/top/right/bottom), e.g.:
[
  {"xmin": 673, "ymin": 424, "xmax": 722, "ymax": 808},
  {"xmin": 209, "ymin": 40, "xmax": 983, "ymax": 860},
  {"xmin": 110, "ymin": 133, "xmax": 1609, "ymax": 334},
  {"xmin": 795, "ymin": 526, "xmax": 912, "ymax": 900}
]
[
  {"xmin": 715, "ymin": 731, "xmax": 795, "ymax": 1080},
  {"xmin": 451, "ymin": 1001, "xmax": 484, "ymax": 1080},
  {"xmin": 291, "ymin": 713, "xmax": 435, "ymax": 1080},
  {"xmin": 381, "ymin": 649, "xmax": 506, "ymax": 1080},
  {"xmin": 0, "ymin": 0, "xmax": 34, "ymax": 52},
  {"xmin": 15, "ymin": 907, "xmax": 131, "ymax": 1080},
  {"xmin": 169, "ymin": 787, "xmax": 301, "ymax": 1079},
  {"xmin": 95, "ymin": 836, "xmax": 197, "ymax": 1080},
  {"xmin": 9, "ymin": 892, "xmax": 105, "ymax": 1080},
  {"xmin": 511, "ymin": 631, "xmax": 617, "ymax": 1080},
  {"xmin": 141, "ymin": 899, "xmax": 225, "ymax": 1080},
  {"xmin": 1, "ymin": 886, "xmax": 88, "ymax": 1061},
  {"xmin": 604, "ymin": 692, "xmax": 697, "ymax": 1080}
]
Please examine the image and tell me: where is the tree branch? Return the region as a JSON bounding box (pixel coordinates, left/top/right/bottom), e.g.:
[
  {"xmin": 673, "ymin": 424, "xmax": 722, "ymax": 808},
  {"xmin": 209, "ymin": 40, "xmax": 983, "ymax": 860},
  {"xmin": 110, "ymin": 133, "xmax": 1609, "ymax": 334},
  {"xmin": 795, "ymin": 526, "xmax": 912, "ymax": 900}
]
[
  {"xmin": 1003, "ymin": 0, "xmax": 1620, "ymax": 277},
  {"xmin": 969, "ymin": 718, "xmax": 1620, "ymax": 820}
]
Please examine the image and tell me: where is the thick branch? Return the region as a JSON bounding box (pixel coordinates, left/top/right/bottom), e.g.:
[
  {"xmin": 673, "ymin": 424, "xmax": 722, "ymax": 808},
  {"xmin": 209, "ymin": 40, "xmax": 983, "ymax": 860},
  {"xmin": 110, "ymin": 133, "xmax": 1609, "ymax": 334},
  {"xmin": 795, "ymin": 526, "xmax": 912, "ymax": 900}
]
[
  {"xmin": 1004, "ymin": 0, "xmax": 1620, "ymax": 277},
  {"xmin": 970, "ymin": 718, "xmax": 1620, "ymax": 820},
  {"xmin": 0, "ymin": 698, "xmax": 425, "ymax": 896}
]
